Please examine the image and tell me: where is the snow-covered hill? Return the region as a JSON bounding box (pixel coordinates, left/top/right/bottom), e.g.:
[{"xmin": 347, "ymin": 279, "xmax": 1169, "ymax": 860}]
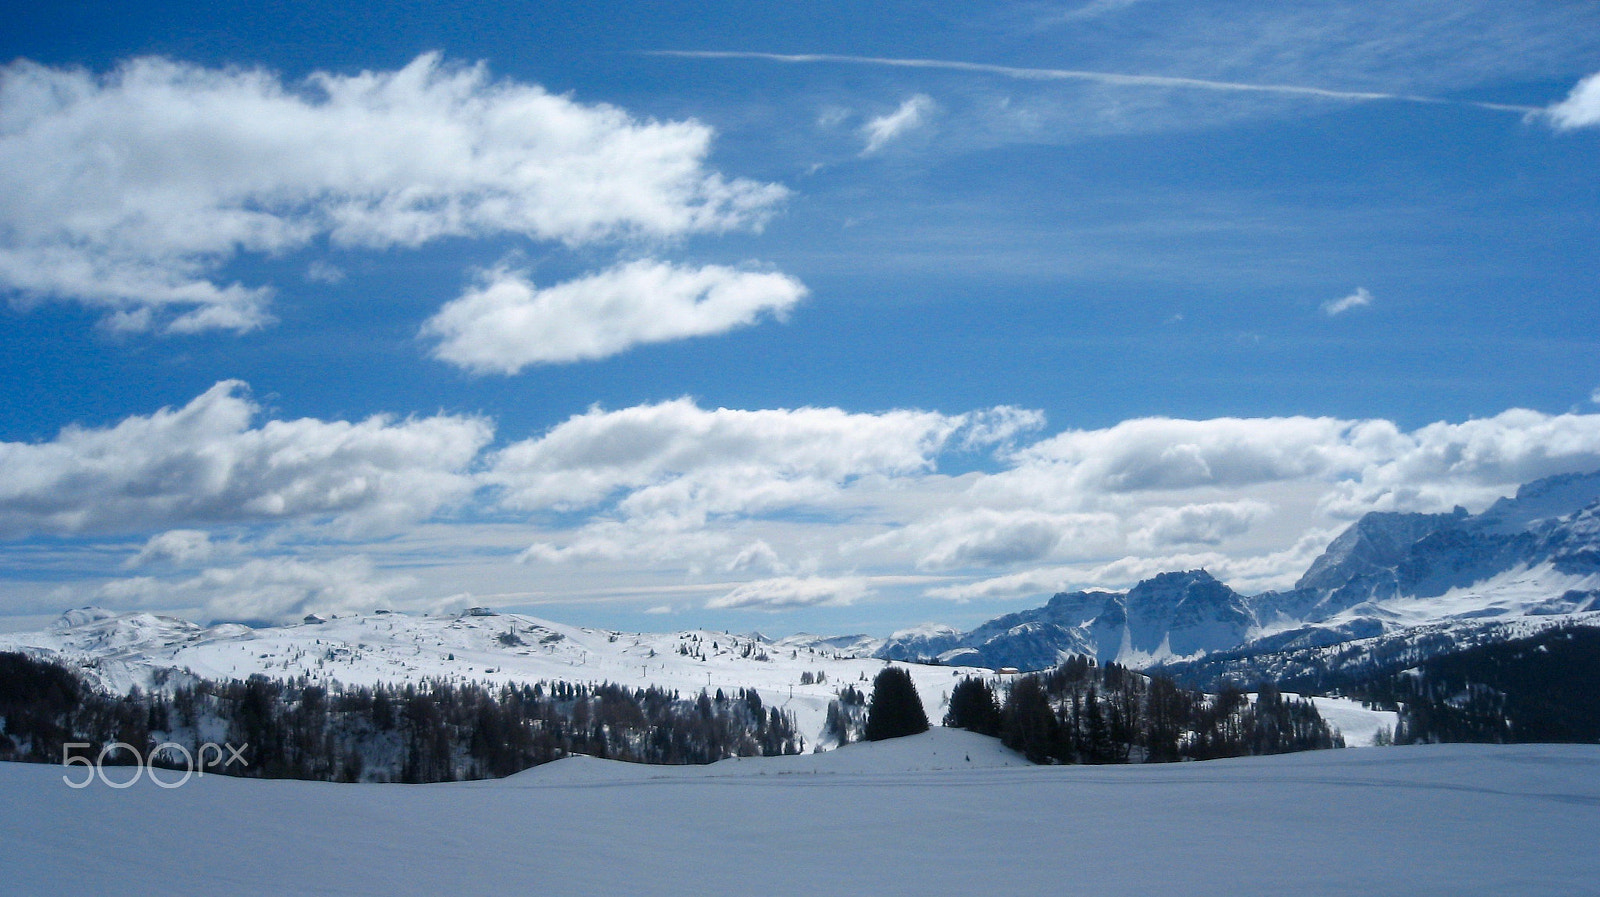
[
  {"xmin": 0, "ymin": 607, "xmax": 973, "ymax": 749},
  {"xmin": 5, "ymin": 737, "xmax": 1595, "ymax": 895}
]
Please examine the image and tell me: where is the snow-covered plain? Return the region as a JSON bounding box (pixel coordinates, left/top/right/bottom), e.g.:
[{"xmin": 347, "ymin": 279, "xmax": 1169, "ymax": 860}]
[{"xmin": 3, "ymin": 730, "xmax": 1595, "ymax": 896}]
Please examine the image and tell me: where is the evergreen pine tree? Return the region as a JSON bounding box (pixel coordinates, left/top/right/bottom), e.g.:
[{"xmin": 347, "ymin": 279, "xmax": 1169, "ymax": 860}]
[
  {"xmin": 864, "ymin": 666, "xmax": 930, "ymax": 741},
  {"xmin": 944, "ymin": 676, "xmax": 1002, "ymax": 736}
]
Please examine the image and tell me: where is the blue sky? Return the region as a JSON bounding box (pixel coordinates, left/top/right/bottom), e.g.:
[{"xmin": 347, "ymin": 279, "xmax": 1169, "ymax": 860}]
[{"xmin": 1, "ymin": 1, "xmax": 1598, "ymax": 635}]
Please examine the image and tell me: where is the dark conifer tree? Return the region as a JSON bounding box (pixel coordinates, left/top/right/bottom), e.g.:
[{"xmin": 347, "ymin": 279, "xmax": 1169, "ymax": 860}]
[
  {"xmin": 945, "ymin": 676, "xmax": 1002, "ymax": 736},
  {"xmin": 864, "ymin": 666, "xmax": 930, "ymax": 741}
]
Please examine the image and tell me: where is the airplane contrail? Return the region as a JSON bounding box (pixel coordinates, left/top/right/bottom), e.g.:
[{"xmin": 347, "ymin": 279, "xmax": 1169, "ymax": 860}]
[{"xmin": 650, "ymin": 50, "xmax": 1541, "ymax": 115}]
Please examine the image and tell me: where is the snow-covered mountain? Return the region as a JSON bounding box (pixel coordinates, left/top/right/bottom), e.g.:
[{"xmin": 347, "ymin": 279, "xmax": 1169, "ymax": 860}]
[
  {"xmin": 879, "ymin": 470, "xmax": 1600, "ymax": 672},
  {"xmin": 879, "ymin": 569, "xmax": 1256, "ymax": 670},
  {"xmin": 0, "ymin": 607, "xmax": 961, "ymax": 750}
]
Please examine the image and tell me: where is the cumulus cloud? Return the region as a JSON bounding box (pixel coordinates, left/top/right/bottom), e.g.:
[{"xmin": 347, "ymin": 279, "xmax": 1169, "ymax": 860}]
[
  {"xmin": 423, "ymin": 259, "xmax": 807, "ymax": 372},
  {"xmin": 725, "ymin": 540, "xmax": 785, "ymax": 573},
  {"xmin": 493, "ymin": 397, "xmax": 1600, "ymax": 604},
  {"xmin": 494, "ymin": 398, "xmax": 1001, "ymax": 574},
  {"xmin": 1317, "ymin": 408, "xmax": 1600, "ymax": 516},
  {"xmin": 0, "ymin": 380, "xmax": 490, "ymax": 538},
  {"xmin": 998, "ymin": 410, "xmax": 1600, "ymax": 517},
  {"xmin": 1002, "ymin": 415, "xmax": 1396, "ymax": 495},
  {"xmin": 0, "ymin": 53, "xmax": 785, "ymax": 333},
  {"xmin": 1540, "ymin": 71, "xmax": 1600, "ymax": 130},
  {"xmin": 488, "ymin": 397, "xmax": 984, "ymax": 513},
  {"xmin": 21, "ymin": 388, "xmax": 1600, "ymax": 617},
  {"xmin": 1322, "ymin": 286, "xmax": 1373, "ymax": 316},
  {"xmin": 705, "ymin": 575, "xmax": 871, "ymax": 610},
  {"xmin": 861, "ymin": 94, "xmax": 936, "ymax": 154},
  {"xmin": 1130, "ymin": 500, "xmax": 1273, "ymax": 548}
]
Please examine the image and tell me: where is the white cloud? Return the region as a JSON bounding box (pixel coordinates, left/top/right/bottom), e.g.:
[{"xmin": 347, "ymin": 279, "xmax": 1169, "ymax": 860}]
[
  {"xmin": 861, "ymin": 94, "xmax": 936, "ymax": 154},
  {"xmin": 927, "ymin": 527, "xmax": 1337, "ymax": 602},
  {"xmin": 495, "ymin": 398, "xmax": 1600, "ymax": 605},
  {"xmin": 1130, "ymin": 500, "xmax": 1273, "ymax": 548},
  {"xmin": 19, "ymin": 389, "xmax": 1600, "ymax": 618},
  {"xmin": 705, "ymin": 575, "xmax": 871, "ymax": 610},
  {"xmin": 1317, "ymin": 409, "xmax": 1600, "ymax": 516},
  {"xmin": 1002, "ymin": 415, "xmax": 1397, "ymax": 495},
  {"xmin": 867, "ymin": 508, "xmax": 1120, "ymax": 570},
  {"xmin": 1041, "ymin": 0, "xmax": 1153, "ymax": 26},
  {"xmin": 999, "ymin": 410, "xmax": 1600, "ymax": 518},
  {"xmin": 725, "ymin": 540, "xmax": 786, "ymax": 573},
  {"xmin": 423, "ymin": 259, "xmax": 806, "ymax": 373},
  {"xmin": 1540, "ymin": 71, "xmax": 1600, "ymax": 130},
  {"xmin": 663, "ymin": 52, "xmax": 1540, "ymax": 116},
  {"xmin": 98, "ymin": 555, "xmax": 419, "ymax": 623},
  {"xmin": 495, "ymin": 398, "xmax": 995, "ymax": 575},
  {"xmin": 488, "ymin": 398, "xmax": 979, "ymax": 513},
  {"xmin": 128, "ymin": 529, "xmax": 226, "ymax": 567},
  {"xmin": 1322, "ymin": 286, "xmax": 1373, "ymax": 316},
  {"xmin": 305, "ymin": 261, "xmax": 345, "ymax": 285},
  {"xmin": 957, "ymin": 406, "xmax": 1047, "ymax": 451},
  {"xmin": 0, "ymin": 54, "xmax": 786, "ymax": 333},
  {"xmin": 519, "ymin": 514, "xmax": 731, "ymax": 568},
  {"xmin": 0, "ymin": 380, "xmax": 491, "ymax": 538}
]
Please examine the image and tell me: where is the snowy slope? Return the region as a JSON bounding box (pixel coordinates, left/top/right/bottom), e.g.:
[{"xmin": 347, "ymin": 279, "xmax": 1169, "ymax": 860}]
[
  {"xmin": 4, "ymin": 737, "xmax": 1596, "ymax": 896},
  {"xmin": 0, "ymin": 608, "xmax": 984, "ymax": 749}
]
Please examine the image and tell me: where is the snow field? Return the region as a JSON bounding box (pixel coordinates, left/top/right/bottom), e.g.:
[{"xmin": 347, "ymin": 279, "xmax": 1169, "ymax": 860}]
[{"xmin": 2, "ymin": 733, "xmax": 1596, "ymax": 896}]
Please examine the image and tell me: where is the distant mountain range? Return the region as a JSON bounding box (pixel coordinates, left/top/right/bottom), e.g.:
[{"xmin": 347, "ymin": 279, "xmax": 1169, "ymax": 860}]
[
  {"xmin": 877, "ymin": 470, "xmax": 1600, "ymax": 677},
  {"xmin": 7, "ymin": 468, "xmax": 1600, "ymax": 742}
]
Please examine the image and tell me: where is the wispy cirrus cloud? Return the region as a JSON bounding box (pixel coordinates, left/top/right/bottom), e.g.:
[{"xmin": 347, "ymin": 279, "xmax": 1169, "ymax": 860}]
[
  {"xmin": 1323, "ymin": 287, "xmax": 1373, "ymax": 316},
  {"xmin": 861, "ymin": 94, "xmax": 936, "ymax": 154},
  {"xmin": 651, "ymin": 50, "xmax": 1541, "ymax": 115}
]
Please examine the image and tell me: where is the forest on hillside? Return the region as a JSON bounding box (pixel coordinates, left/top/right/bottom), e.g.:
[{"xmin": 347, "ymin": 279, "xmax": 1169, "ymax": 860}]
[
  {"xmin": 1341, "ymin": 625, "xmax": 1600, "ymax": 744},
  {"xmin": 0, "ymin": 652, "xmax": 802, "ymax": 782},
  {"xmin": 941, "ymin": 656, "xmax": 1342, "ymax": 764}
]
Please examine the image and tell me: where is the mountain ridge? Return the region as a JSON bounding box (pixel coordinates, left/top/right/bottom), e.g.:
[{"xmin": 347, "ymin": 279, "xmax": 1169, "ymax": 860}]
[{"xmin": 877, "ymin": 470, "xmax": 1600, "ymax": 672}]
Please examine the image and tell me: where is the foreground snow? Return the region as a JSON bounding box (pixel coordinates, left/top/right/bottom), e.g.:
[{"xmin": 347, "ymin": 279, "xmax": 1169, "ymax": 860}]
[{"xmin": 3, "ymin": 730, "xmax": 1595, "ymax": 895}]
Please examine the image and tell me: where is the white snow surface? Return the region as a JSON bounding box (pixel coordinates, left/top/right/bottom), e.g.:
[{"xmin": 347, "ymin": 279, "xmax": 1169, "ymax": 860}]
[
  {"xmin": 1302, "ymin": 696, "xmax": 1398, "ymax": 747},
  {"xmin": 3, "ymin": 734, "xmax": 1596, "ymax": 895},
  {"xmin": 1326, "ymin": 563, "xmax": 1600, "ymax": 630}
]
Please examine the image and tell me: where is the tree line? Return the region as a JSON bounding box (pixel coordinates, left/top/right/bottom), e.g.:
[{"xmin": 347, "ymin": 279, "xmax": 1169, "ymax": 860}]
[
  {"xmin": 0, "ymin": 652, "xmax": 802, "ymax": 782},
  {"xmin": 942, "ymin": 655, "xmax": 1342, "ymax": 763},
  {"xmin": 1344, "ymin": 625, "xmax": 1600, "ymax": 744}
]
